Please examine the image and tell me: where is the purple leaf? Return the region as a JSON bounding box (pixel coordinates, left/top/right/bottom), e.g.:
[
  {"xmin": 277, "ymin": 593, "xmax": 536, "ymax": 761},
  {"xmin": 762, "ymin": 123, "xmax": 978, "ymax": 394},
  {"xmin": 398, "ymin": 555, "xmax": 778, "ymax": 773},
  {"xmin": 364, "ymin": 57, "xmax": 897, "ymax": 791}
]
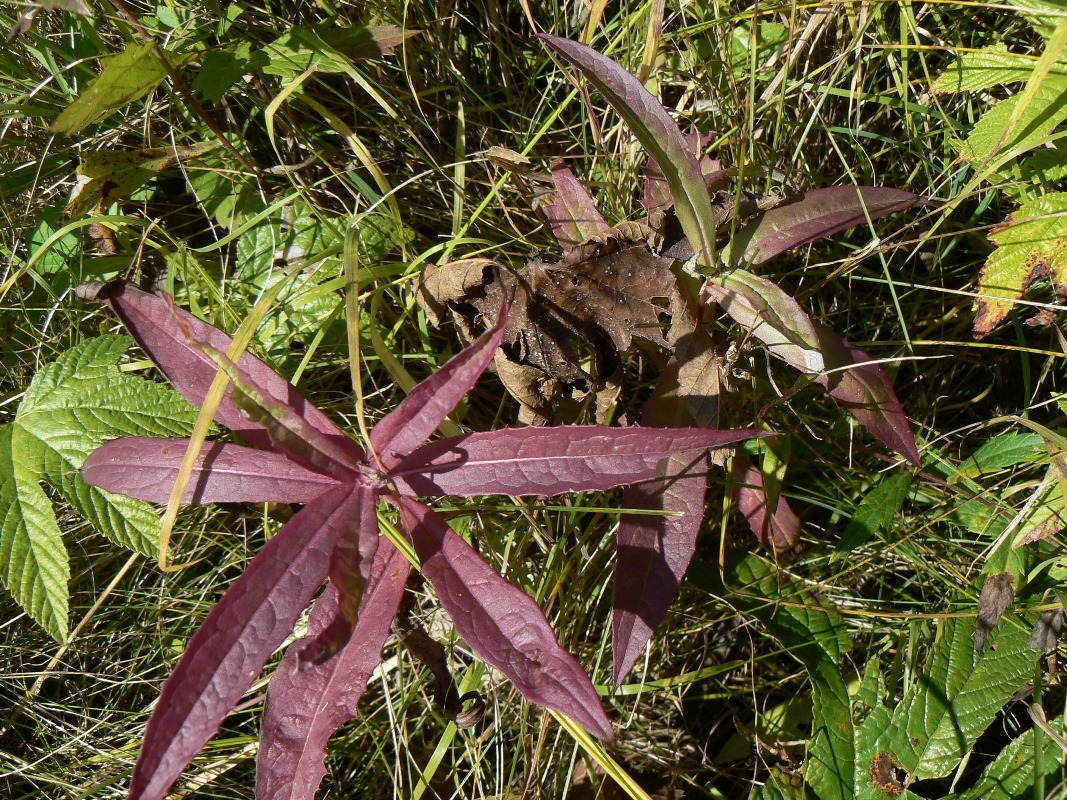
[
  {"xmin": 542, "ymin": 160, "xmax": 609, "ymax": 251},
  {"xmin": 723, "ymin": 186, "xmax": 926, "ymax": 268},
  {"xmin": 398, "ymin": 496, "xmax": 614, "ymax": 743},
  {"xmin": 128, "ymin": 485, "xmax": 358, "ymax": 800},
  {"xmin": 82, "ymin": 437, "xmax": 342, "ymax": 504},
  {"xmin": 257, "ymin": 541, "xmax": 409, "ymax": 800},
  {"xmin": 370, "ymin": 297, "xmax": 507, "ymax": 470},
  {"xmin": 703, "ymin": 269, "xmax": 920, "ymax": 465},
  {"xmin": 538, "ymin": 34, "xmax": 718, "ymax": 267},
  {"xmin": 391, "ymin": 425, "xmax": 761, "ymax": 498},
  {"xmin": 82, "ymin": 281, "xmax": 363, "ymax": 466},
  {"xmin": 731, "ymin": 455, "xmax": 801, "ymax": 550},
  {"xmin": 613, "ymin": 451, "xmax": 707, "ymax": 684},
  {"xmin": 297, "ymin": 485, "xmax": 380, "ymax": 668},
  {"xmin": 612, "ymin": 361, "xmax": 712, "ymax": 685}
]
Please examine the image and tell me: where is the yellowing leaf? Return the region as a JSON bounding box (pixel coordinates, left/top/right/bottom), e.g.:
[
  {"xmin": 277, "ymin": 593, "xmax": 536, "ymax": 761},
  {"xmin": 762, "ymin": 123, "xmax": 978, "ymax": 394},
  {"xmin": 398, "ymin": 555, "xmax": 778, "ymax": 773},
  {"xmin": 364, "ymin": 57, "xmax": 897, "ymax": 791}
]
[
  {"xmin": 66, "ymin": 141, "xmax": 221, "ymax": 219},
  {"xmin": 974, "ymin": 191, "xmax": 1067, "ymax": 337},
  {"xmin": 50, "ymin": 43, "xmax": 196, "ymax": 134}
]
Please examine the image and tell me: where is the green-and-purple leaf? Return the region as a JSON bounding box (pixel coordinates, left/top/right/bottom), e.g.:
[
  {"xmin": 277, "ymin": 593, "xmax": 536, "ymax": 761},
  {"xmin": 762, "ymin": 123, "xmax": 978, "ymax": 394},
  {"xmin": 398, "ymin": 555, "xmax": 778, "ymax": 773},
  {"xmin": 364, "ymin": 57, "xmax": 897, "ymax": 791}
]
[
  {"xmin": 82, "ymin": 437, "xmax": 342, "ymax": 504},
  {"xmin": 256, "ymin": 541, "xmax": 409, "ymax": 800},
  {"xmin": 704, "ymin": 270, "xmax": 920, "ymax": 465},
  {"xmin": 127, "ymin": 485, "xmax": 358, "ymax": 800},
  {"xmin": 723, "ymin": 186, "xmax": 925, "ymax": 268},
  {"xmin": 297, "ymin": 484, "xmax": 381, "ymax": 668},
  {"xmin": 398, "ymin": 496, "xmax": 614, "ymax": 743},
  {"xmin": 538, "ymin": 34, "xmax": 718, "ymax": 267},
  {"xmin": 391, "ymin": 426, "xmax": 762, "ymax": 498},
  {"xmin": 542, "ymin": 160, "xmax": 609, "ymax": 251},
  {"xmin": 732, "ymin": 455, "xmax": 801, "ymax": 550},
  {"xmin": 83, "ymin": 280, "xmax": 363, "ymax": 465},
  {"xmin": 370, "ymin": 298, "xmax": 507, "ymax": 470}
]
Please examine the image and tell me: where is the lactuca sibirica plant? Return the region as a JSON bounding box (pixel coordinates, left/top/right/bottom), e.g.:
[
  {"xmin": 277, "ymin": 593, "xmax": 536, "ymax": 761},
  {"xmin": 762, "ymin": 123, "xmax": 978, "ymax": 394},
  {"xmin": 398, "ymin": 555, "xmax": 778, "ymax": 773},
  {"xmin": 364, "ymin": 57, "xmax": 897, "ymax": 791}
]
[{"xmin": 79, "ymin": 280, "xmax": 761, "ymax": 800}]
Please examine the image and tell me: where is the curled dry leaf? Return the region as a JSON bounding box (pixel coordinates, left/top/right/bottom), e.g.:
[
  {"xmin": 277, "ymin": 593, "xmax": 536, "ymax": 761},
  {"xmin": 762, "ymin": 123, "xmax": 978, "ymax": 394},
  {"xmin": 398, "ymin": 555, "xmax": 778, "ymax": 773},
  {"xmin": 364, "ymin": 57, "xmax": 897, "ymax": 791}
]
[
  {"xmin": 419, "ymin": 237, "xmax": 677, "ymax": 422},
  {"xmin": 1030, "ymin": 608, "xmax": 1065, "ymax": 653},
  {"xmin": 976, "ymin": 572, "xmax": 1015, "ymax": 654}
]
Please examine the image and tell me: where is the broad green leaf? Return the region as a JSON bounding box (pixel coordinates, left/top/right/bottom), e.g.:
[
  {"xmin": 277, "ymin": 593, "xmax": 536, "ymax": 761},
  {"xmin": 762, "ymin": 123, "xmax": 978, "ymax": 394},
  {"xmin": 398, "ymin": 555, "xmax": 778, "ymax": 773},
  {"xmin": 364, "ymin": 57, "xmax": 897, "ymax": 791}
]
[
  {"xmin": 50, "ymin": 43, "xmax": 197, "ymax": 134},
  {"xmin": 0, "ymin": 335, "xmax": 200, "ymax": 640},
  {"xmin": 693, "ymin": 553, "xmax": 857, "ymax": 798},
  {"xmin": 257, "ymin": 25, "xmax": 418, "ymax": 82},
  {"xmin": 66, "ymin": 142, "xmax": 221, "ymax": 219},
  {"xmin": 882, "ymin": 616, "xmax": 1035, "ymax": 779},
  {"xmin": 834, "ymin": 472, "xmax": 912, "ymax": 556},
  {"xmin": 974, "ymin": 191, "xmax": 1067, "ymax": 337},
  {"xmin": 0, "ymin": 425, "xmax": 70, "ymax": 641},
  {"xmin": 958, "ymin": 73, "xmax": 1067, "ymax": 163},
  {"xmin": 958, "ymin": 432, "xmax": 1047, "ymax": 478}
]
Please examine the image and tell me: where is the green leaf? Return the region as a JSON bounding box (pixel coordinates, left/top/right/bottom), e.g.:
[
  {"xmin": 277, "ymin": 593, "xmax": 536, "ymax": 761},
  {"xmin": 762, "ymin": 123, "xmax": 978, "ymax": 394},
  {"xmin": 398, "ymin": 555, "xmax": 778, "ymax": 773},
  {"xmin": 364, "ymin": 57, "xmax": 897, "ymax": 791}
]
[
  {"xmin": 695, "ymin": 553, "xmax": 858, "ymax": 799},
  {"xmin": 932, "ymin": 47, "xmax": 1067, "ymax": 94},
  {"xmin": 834, "ymin": 472, "xmax": 913, "ymax": 556},
  {"xmin": 974, "ymin": 191, "xmax": 1067, "ymax": 337},
  {"xmin": 958, "ymin": 73, "xmax": 1067, "ymax": 163},
  {"xmin": 957, "ymin": 719, "xmax": 1067, "ymax": 800},
  {"xmin": 0, "ymin": 425, "xmax": 70, "ymax": 642},
  {"xmin": 0, "ymin": 335, "xmax": 200, "ymax": 640},
  {"xmin": 50, "ymin": 43, "xmax": 197, "ymax": 134},
  {"xmin": 958, "ymin": 432, "xmax": 1048, "ymax": 477},
  {"xmin": 881, "ymin": 616, "xmax": 1035, "ymax": 779}
]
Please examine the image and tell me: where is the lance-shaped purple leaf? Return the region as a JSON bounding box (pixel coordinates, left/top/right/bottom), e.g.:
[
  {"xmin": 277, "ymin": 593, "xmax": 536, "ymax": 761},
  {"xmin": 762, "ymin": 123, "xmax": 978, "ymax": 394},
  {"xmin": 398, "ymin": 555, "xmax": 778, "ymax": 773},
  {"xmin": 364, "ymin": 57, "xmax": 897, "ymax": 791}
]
[
  {"xmin": 297, "ymin": 484, "xmax": 380, "ymax": 668},
  {"xmin": 722, "ymin": 186, "xmax": 926, "ymax": 269},
  {"xmin": 538, "ymin": 34, "xmax": 718, "ymax": 267},
  {"xmin": 82, "ymin": 438, "xmax": 342, "ymax": 505},
  {"xmin": 256, "ymin": 541, "xmax": 409, "ymax": 800},
  {"xmin": 613, "ymin": 451, "xmax": 707, "ymax": 685},
  {"xmin": 732, "ymin": 455, "xmax": 801, "ymax": 550},
  {"xmin": 80, "ymin": 281, "xmax": 363, "ymax": 467},
  {"xmin": 370, "ymin": 297, "xmax": 507, "ymax": 470},
  {"xmin": 398, "ymin": 496, "xmax": 615, "ymax": 744},
  {"xmin": 391, "ymin": 425, "xmax": 762, "ymax": 498},
  {"xmin": 542, "ymin": 160, "xmax": 609, "ymax": 251},
  {"xmin": 612, "ymin": 363, "xmax": 710, "ymax": 685},
  {"xmin": 127, "ymin": 484, "xmax": 357, "ymax": 800},
  {"xmin": 704, "ymin": 269, "xmax": 920, "ymax": 465}
]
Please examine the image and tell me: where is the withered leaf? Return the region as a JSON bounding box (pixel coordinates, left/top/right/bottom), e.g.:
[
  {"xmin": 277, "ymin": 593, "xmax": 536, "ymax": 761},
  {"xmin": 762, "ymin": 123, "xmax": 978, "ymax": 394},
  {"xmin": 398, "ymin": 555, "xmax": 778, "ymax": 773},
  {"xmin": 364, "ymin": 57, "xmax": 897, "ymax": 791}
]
[
  {"xmin": 976, "ymin": 572, "xmax": 1015, "ymax": 654},
  {"xmin": 419, "ymin": 236, "xmax": 677, "ymax": 422},
  {"xmin": 1030, "ymin": 607, "xmax": 1065, "ymax": 653}
]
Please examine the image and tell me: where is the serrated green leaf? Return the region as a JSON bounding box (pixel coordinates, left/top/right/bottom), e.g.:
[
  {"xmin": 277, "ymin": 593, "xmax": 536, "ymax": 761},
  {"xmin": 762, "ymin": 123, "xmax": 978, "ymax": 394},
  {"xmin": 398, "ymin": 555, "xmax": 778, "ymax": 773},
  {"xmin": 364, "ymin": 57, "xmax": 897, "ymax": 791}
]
[
  {"xmin": 0, "ymin": 335, "xmax": 200, "ymax": 640},
  {"xmin": 835, "ymin": 472, "xmax": 912, "ymax": 556},
  {"xmin": 712, "ymin": 553, "xmax": 857, "ymax": 799},
  {"xmin": 50, "ymin": 43, "xmax": 197, "ymax": 134},
  {"xmin": 932, "ymin": 48, "xmax": 1067, "ymax": 94},
  {"xmin": 883, "ymin": 617, "xmax": 1035, "ymax": 779},
  {"xmin": 974, "ymin": 191, "xmax": 1067, "ymax": 337},
  {"xmin": 0, "ymin": 425, "xmax": 70, "ymax": 641},
  {"xmin": 956, "ymin": 715, "xmax": 1067, "ymax": 800},
  {"xmin": 1012, "ymin": 0, "xmax": 1067, "ymax": 39},
  {"xmin": 958, "ymin": 74, "xmax": 1067, "ymax": 163}
]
